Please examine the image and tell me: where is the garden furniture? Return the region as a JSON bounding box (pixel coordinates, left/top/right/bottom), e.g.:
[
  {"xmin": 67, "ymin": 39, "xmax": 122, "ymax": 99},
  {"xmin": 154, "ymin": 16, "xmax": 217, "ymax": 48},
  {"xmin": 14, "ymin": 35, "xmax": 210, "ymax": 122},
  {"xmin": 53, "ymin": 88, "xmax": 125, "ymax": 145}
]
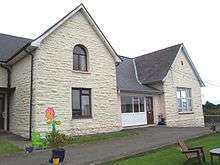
[
  {"xmin": 210, "ymin": 148, "xmax": 220, "ymax": 165},
  {"xmin": 177, "ymin": 139, "xmax": 205, "ymax": 165}
]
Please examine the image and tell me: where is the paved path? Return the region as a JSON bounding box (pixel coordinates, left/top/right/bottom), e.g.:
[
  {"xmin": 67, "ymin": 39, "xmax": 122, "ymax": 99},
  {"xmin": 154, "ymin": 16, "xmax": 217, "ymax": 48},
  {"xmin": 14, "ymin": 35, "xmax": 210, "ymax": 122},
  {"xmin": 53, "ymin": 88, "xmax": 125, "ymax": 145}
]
[{"xmin": 0, "ymin": 127, "xmax": 210, "ymax": 165}]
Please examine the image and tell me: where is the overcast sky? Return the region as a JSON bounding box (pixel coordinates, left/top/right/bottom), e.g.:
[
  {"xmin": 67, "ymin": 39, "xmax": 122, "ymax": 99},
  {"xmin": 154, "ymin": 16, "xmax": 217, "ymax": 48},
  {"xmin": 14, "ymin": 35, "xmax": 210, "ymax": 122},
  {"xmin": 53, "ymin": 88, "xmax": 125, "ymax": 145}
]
[{"xmin": 0, "ymin": 0, "xmax": 219, "ymax": 104}]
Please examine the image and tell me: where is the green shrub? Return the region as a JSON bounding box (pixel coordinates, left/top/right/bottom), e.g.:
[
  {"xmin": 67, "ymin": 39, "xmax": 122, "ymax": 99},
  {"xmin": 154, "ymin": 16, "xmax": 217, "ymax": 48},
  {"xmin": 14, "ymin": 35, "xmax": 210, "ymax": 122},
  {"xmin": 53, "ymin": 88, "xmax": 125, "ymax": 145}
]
[{"xmin": 46, "ymin": 132, "xmax": 67, "ymax": 148}]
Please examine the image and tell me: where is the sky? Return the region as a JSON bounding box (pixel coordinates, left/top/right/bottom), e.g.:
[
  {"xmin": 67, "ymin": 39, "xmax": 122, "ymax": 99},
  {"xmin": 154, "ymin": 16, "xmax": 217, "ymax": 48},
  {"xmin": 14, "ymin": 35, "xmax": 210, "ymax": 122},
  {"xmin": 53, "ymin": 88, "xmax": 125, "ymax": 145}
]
[{"xmin": 0, "ymin": 0, "xmax": 220, "ymax": 104}]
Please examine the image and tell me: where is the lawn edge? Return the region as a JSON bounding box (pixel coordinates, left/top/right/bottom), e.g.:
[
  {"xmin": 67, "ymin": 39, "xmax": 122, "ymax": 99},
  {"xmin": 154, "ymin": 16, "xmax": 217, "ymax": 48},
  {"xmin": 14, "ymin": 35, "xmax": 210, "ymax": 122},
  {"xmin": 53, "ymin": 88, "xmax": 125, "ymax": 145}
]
[{"xmin": 98, "ymin": 131, "xmax": 215, "ymax": 165}]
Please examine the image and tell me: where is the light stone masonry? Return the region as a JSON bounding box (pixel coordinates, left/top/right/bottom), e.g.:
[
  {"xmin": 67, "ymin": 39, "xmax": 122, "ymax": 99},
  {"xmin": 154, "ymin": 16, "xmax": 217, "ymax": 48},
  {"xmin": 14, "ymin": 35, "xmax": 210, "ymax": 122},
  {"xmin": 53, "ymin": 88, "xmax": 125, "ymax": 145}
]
[
  {"xmin": 0, "ymin": 66, "xmax": 7, "ymax": 87},
  {"xmin": 163, "ymin": 49, "xmax": 204, "ymax": 127},
  {"xmin": 10, "ymin": 56, "xmax": 31, "ymax": 138},
  {"xmin": 32, "ymin": 11, "xmax": 121, "ymax": 135}
]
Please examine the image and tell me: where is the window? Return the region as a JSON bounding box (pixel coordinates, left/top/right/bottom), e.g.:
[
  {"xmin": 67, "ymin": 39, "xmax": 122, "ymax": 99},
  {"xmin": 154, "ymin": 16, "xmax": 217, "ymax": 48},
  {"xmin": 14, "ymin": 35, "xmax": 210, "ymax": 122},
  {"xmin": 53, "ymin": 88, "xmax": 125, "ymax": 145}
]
[
  {"xmin": 133, "ymin": 97, "xmax": 139, "ymax": 112},
  {"xmin": 177, "ymin": 88, "xmax": 192, "ymax": 112},
  {"xmin": 121, "ymin": 96, "xmax": 132, "ymax": 113},
  {"xmin": 121, "ymin": 96, "xmax": 145, "ymax": 113},
  {"xmin": 140, "ymin": 97, "xmax": 145, "ymax": 112},
  {"xmin": 72, "ymin": 88, "xmax": 91, "ymax": 118},
  {"xmin": 73, "ymin": 45, "xmax": 87, "ymax": 71}
]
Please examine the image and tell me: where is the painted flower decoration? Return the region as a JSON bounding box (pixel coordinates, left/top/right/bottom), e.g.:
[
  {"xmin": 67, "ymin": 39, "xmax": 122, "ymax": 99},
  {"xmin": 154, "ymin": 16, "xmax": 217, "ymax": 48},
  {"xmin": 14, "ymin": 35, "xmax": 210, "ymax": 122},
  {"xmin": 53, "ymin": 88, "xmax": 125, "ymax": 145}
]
[
  {"xmin": 45, "ymin": 107, "xmax": 55, "ymax": 121},
  {"xmin": 45, "ymin": 107, "xmax": 61, "ymax": 133}
]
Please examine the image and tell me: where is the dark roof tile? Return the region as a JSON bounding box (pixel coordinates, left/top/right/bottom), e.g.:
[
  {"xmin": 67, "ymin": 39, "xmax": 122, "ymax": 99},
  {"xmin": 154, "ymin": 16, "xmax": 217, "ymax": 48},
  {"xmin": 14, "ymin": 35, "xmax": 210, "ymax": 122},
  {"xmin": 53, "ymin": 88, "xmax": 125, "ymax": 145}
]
[
  {"xmin": 116, "ymin": 56, "xmax": 162, "ymax": 94},
  {"xmin": 0, "ymin": 33, "xmax": 32, "ymax": 62},
  {"xmin": 135, "ymin": 44, "xmax": 182, "ymax": 84}
]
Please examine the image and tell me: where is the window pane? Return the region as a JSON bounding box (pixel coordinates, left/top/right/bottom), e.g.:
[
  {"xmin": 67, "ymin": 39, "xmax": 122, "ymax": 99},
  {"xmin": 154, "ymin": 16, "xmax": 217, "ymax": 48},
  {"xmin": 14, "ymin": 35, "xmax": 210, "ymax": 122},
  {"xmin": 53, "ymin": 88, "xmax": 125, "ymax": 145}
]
[
  {"xmin": 73, "ymin": 45, "xmax": 87, "ymax": 71},
  {"xmin": 73, "ymin": 55, "xmax": 79, "ymax": 70},
  {"xmin": 181, "ymin": 90, "xmax": 186, "ymax": 98},
  {"xmin": 186, "ymin": 89, "xmax": 191, "ymax": 98},
  {"xmin": 79, "ymin": 55, "xmax": 87, "ymax": 71},
  {"xmin": 182, "ymin": 98, "xmax": 187, "ymax": 110},
  {"xmin": 82, "ymin": 89, "xmax": 90, "ymax": 95},
  {"xmin": 121, "ymin": 96, "xmax": 132, "ymax": 113},
  {"xmin": 72, "ymin": 109, "xmax": 81, "ymax": 117},
  {"xmin": 81, "ymin": 95, "xmax": 91, "ymax": 116},
  {"xmin": 177, "ymin": 90, "xmax": 181, "ymax": 98},
  {"xmin": 177, "ymin": 88, "xmax": 192, "ymax": 112},
  {"xmin": 187, "ymin": 99, "xmax": 192, "ymax": 110},
  {"xmin": 140, "ymin": 97, "xmax": 144, "ymax": 112},
  {"xmin": 133, "ymin": 97, "xmax": 139, "ymax": 112},
  {"xmin": 177, "ymin": 98, "xmax": 182, "ymax": 109},
  {"xmin": 72, "ymin": 89, "xmax": 80, "ymax": 109},
  {"xmin": 73, "ymin": 45, "xmax": 86, "ymax": 55}
]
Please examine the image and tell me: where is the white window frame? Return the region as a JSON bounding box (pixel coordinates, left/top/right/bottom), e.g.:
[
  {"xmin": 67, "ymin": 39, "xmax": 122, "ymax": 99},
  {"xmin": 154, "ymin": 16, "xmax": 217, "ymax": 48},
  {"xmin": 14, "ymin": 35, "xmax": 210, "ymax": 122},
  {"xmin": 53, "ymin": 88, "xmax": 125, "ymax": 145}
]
[
  {"xmin": 177, "ymin": 87, "xmax": 192, "ymax": 113},
  {"xmin": 133, "ymin": 97, "xmax": 141, "ymax": 113},
  {"xmin": 121, "ymin": 96, "xmax": 145, "ymax": 113}
]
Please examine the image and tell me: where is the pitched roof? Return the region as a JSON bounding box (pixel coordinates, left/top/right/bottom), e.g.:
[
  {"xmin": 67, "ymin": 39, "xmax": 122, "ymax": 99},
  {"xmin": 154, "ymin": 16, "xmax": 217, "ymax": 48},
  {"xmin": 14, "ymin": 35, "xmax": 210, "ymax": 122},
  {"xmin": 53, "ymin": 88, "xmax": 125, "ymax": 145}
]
[
  {"xmin": 135, "ymin": 44, "xmax": 182, "ymax": 84},
  {"xmin": 0, "ymin": 33, "xmax": 32, "ymax": 62},
  {"xmin": 116, "ymin": 56, "xmax": 162, "ymax": 94},
  {"xmin": 31, "ymin": 4, "xmax": 121, "ymax": 63}
]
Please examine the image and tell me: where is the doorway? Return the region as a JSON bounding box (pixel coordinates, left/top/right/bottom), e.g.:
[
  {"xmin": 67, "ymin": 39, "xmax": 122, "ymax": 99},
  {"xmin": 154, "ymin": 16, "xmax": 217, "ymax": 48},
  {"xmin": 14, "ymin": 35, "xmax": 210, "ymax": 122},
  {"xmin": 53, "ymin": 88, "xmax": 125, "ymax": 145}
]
[
  {"xmin": 146, "ymin": 97, "xmax": 154, "ymax": 124},
  {"xmin": 0, "ymin": 94, "xmax": 5, "ymax": 130}
]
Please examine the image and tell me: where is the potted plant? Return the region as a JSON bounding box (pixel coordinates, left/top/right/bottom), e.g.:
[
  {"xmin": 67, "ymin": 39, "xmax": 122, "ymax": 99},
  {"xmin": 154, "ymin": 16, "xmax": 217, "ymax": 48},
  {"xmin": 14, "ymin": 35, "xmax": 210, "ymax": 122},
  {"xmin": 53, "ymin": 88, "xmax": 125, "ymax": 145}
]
[
  {"xmin": 47, "ymin": 131, "xmax": 66, "ymax": 163},
  {"xmin": 45, "ymin": 107, "xmax": 66, "ymax": 163},
  {"xmin": 210, "ymin": 120, "xmax": 216, "ymax": 133},
  {"xmin": 24, "ymin": 143, "xmax": 33, "ymax": 153},
  {"xmin": 52, "ymin": 156, "xmax": 60, "ymax": 165}
]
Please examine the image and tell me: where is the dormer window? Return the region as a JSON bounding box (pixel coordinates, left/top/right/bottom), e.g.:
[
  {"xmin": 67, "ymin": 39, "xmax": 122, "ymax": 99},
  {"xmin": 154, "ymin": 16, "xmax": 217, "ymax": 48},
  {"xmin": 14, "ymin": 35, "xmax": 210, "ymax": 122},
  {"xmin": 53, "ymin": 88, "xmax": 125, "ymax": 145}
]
[{"xmin": 73, "ymin": 45, "xmax": 87, "ymax": 71}]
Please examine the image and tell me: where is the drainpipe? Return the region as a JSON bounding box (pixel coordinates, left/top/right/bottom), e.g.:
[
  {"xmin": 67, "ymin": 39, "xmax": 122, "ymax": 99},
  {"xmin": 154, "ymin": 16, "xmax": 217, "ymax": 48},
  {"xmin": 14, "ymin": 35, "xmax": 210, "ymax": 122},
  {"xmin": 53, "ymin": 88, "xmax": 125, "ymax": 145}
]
[
  {"xmin": 0, "ymin": 63, "xmax": 11, "ymax": 131},
  {"xmin": 23, "ymin": 50, "xmax": 34, "ymax": 140}
]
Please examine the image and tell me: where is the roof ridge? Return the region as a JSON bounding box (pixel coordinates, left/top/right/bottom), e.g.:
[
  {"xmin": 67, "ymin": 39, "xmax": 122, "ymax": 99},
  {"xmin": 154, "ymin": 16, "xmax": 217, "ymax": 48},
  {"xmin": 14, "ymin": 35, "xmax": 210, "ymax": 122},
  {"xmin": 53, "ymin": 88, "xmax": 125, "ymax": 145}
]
[
  {"xmin": 135, "ymin": 43, "xmax": 182, "ymax": 58},
  {"xmin": 0, "ymin": 33, "xmax": 32, "ymax": 40},
  {"xmin": 119, "ymin": 55, "xmax": 133, "ymax": 59}
]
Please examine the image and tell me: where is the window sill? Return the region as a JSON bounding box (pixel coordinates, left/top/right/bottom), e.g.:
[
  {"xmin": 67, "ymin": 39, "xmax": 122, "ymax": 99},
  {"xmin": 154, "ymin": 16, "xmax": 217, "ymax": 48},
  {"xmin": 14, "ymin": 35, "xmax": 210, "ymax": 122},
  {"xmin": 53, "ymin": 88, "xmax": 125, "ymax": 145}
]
[
  {"xmin": 72, "ymin": 116, "xmax": 93, "ymax": 119},
  {"xmin": 72, "ymin": 70, "xmax": 91, "ymax": 74},
  {"xmin": 178, "ymin": 111, "xmax": 194, "ymax": 115}
]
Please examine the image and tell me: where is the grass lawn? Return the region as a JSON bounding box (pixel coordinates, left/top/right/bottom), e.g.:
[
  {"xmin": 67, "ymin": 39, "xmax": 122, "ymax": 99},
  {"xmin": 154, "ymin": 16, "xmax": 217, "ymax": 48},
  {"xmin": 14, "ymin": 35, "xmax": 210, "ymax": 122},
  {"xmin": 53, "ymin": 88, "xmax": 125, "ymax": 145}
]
[
  {"xmin": 104, "ymin": 133, "xmax": 220, "ymax": 165},
  {"xmin": 0, "ymin": 138, "xmax": 22, "ymax": 156},
  {"xmin": 66, "ymin": 130, "xmax": 137, "ymax": 145}
]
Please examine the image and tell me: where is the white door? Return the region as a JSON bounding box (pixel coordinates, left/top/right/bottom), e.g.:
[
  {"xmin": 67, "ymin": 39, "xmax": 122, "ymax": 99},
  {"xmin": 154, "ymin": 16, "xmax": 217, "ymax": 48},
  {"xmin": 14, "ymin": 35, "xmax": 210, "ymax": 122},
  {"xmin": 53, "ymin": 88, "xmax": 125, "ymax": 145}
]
[{"xmin": 121, "ymin": 96, "xmax": 147, "ymax": 127}]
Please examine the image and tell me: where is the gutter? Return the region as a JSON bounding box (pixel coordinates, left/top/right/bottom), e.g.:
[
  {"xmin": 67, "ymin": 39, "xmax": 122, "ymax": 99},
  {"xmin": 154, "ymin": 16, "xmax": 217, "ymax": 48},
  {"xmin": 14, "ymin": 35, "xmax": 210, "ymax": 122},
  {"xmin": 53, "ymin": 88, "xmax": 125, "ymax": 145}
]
[
  {"xmin": 4, "ymin": 41, "xmax": 35, "ymax": 140},
  {"xmin": 6, "ymin": 43, "xmax": 31, "ymax": 63},
  {"xmin": 24, "ymin": 49, "xmax": 34, "ymax": 140},
  {"xmin": 0, "ymin": 63, "xmax": 11, "ymax": 131},
  {"xmin": 2, "ymin": 46, "xmax": 34, "ymax": 139},
  {"xmin": 120, "ymin": 89, "xmax": 163, "ymax": 95}
]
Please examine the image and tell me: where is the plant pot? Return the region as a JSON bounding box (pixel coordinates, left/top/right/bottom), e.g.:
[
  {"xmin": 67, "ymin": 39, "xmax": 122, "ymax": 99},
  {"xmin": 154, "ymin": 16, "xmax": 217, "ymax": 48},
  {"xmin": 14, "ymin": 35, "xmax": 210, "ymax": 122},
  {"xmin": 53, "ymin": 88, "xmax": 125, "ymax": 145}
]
[
  {"xmin": 53, "ymin": 158, "xmax": 60, "ymax": 165},
  {"xmin": 51, "ymin": 148, "xmax": 65, "ymax": 163},
  {"xmin": 25, "ymin": 146, "xmax": 33, "ymax": 153}
]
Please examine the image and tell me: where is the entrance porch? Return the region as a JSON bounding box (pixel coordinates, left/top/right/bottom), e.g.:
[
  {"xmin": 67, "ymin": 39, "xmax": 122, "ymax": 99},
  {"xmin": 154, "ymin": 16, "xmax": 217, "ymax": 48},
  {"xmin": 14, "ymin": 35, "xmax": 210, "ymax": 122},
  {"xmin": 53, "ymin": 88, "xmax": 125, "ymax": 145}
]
[
  {"xmin": 0, "ymin": 90, "xmax": 7, "ymax": 131},
  {"xmin": 120, "ymin": 93, "xmax": 158, "ymax": 127},
  {"xmin": 0, "ymin": 87, "xmax": 15, "ymax": 131}
]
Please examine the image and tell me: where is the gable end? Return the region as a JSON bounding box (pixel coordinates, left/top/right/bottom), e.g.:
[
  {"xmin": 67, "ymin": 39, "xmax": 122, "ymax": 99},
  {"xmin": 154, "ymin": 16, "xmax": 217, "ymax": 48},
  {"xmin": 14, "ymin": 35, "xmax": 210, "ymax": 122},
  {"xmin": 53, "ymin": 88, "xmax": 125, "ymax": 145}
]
[
  {"xmin": 163, "ymin": 44, "xmax": 205, "ymax": 87},
  {"xmin": 31, "ymin": 4, "xmax": 121, "ymax": 63}
]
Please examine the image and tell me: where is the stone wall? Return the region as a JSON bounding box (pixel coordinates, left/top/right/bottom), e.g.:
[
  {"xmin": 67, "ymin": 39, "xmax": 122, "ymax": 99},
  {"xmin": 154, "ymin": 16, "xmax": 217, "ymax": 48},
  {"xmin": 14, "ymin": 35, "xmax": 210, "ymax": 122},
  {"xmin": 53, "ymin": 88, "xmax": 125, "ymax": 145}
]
[
  {"xmin": 163, "ymin": 48, "xmax": 204, "ymax": 127},
  {"xmin": 0, "ymin": 66, "xmax": 7, "ymax": 87},
  {"xmin": 32, "ymin": 10, "xmax": 121, "ymax": 135},
  {"xmin": 10, "ymin": 56, "xmax": 31, "ymax": 138}
]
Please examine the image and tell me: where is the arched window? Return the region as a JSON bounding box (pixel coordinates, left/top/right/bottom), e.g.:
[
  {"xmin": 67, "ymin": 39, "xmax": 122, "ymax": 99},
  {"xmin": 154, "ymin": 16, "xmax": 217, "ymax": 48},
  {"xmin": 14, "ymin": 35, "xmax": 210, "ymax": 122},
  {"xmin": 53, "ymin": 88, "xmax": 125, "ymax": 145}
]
[{"xmin": 73, "ymin": 45, "xmax": 87, "ymax": 71}]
